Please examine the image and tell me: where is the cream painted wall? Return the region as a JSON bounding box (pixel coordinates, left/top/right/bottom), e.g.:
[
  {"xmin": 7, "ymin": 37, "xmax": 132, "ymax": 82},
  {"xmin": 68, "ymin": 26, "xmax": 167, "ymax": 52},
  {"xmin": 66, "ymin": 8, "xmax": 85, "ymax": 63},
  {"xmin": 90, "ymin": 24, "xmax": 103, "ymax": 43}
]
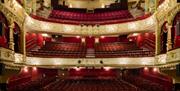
[
  {"xmin": 66, "ymin": 0, "xmax": 115, "ymax": 9},
  {"xmin": 45, "ymin": 0, "xmax": 138, "ymax": 9}
]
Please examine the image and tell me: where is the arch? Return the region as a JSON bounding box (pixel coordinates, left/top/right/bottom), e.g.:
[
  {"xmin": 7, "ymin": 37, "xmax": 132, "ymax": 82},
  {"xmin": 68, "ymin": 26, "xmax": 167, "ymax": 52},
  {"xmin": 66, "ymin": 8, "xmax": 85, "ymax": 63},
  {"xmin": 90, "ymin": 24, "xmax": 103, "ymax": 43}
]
[
  {"xmin": 169, "ymin": 5, "xmax": 180, "ymax": 26},
  {"xmin": 0, "ymin": 12, "xmax": 9, "ymax": 48},
  {"xmin": 13, "ymin": 22, "xmax": 21, "ymax": 53},
  {"xmin": 160, "ymin": 21, "xmax": 167, "ymax": 54},
  {"xmin": 172, "ymin": 11, "xmax": 180, "ymax": 49}
]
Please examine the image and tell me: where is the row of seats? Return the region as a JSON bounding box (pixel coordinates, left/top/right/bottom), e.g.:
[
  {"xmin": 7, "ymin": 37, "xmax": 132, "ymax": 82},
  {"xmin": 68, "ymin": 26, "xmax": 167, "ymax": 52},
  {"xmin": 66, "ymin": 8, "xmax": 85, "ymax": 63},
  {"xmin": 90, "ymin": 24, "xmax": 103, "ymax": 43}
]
[
  {"xmin": 95, "ymin": 42, "xmax": 154, "ymax": 58},
  {"xmin": 26, "ymin": 37, "xmax": 37, "ymax": 51},
  {"xmin": 31, "ymin": 13, "xmax": 150, "ymax": 25},
  {"xmin": 49, "ymin": 10, "xmax": 133, "ymax": 21},
  {"xmin": 9, "ymin": 76, "xmax": 168, "ymax": 91},
  {"xmin": 142, "ymin": 35, "xmax": 155, "ymax": 51},
  {"xmin": 27, "ymin": 42, "xmax": 86, "ymax": 58},
  {"xmin": 40, "ymin": 42, "xmax": 85, "ymax": 52},
  {"xmin": 123, "ymin": 74, "xmax": 165, "ymax": 91},
  {"xmin": 43, "ymin": 78, "xmax": 139, "ymax": 91},
  {"xmin": 8, "ymin": 76, "xmax": 57, "ymax": 91},
  {"xmin": 8, "ymin": 75, "xmax": 32, "ymax": 89},
  {"xmin": 95, "ymin": 42, "xmax": 139, "ymax": 52},
  {"xmin": 142, "ymin": 73, "xmax": 172, "ymax": 91},
  {"xmin": 27, "ymin": 41, "xmax": 155, "ymax": 58},
  {"xmin": 95, "ymin": 50, "xmax": 154, "ymax": 58}
]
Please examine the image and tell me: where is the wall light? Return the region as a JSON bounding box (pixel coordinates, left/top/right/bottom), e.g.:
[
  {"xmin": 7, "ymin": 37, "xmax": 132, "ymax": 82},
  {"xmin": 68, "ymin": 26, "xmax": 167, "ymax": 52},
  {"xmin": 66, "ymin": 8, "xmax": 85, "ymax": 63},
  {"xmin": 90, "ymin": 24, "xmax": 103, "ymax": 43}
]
[{"xmin": 104, "ymin": 67, "xmax": 111, "ymax": 71}]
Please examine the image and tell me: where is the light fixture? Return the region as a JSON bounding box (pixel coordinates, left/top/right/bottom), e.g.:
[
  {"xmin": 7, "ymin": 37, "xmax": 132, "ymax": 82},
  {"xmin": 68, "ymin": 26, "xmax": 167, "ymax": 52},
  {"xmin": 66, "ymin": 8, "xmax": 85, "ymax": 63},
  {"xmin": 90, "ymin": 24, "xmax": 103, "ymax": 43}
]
[
  {"xmin": 100, "ymin": 36, "xmax": 105, "ymax": 39},
  {"xmin": 33, "ymin": 67, "xmax": 37, "ymax": 71},
  {"xmin": 76, "ymin": 36, "xmax": 80, "ymax": 38},
  {"xmin": 42, "ymin": 33, "xmax": 48, "ymax": 37},
  {"xmin": 153, "ymin": 67, "xmax": 158, "ymax": 72},
  {"xmin": 104, "ymin": 67, "xmax": 111, "ymax": 71},
  {"xmin": 144, "ymin": 67, "xmax": 149, "ymax": 71},
  {"xmin": 132, "ymin": 33, "xmax": 139, "ymax": 36},
  {"xmin": 23, "ymin": 66, "xmax": 28, "ymax": 73},
  {"xmin": 75, "ymin": 67, "xmax": 81, "ymax": 71}
]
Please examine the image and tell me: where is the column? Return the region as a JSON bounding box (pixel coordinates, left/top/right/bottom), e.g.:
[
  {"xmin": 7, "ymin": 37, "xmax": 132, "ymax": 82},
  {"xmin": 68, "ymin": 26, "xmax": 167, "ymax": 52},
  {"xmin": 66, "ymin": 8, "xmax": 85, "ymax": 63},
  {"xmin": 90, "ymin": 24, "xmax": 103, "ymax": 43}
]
[
  {"xmin": 21, "ymin": 28, "xmax": 26, "ymax": 62},
  {"xmin": 155, "ymin": 25, "xmax": 161, "ymax": 55},
  {"xmin": 32, "ymin": 0, "xmax": 37, "ymax": 15},
  {"xmin": 8, "ymin": 19, "xmax": 14, "ymax": 51},
  {"xmin": 19, "ymin": 29, "xmax": 26, "ymax": 55},
  {"xmin": 23, "ymin": 0, "xmax": 26, "ymax": 9},
  {"xmin": 166, "ymin": 24, "xmax": 172, "ymax": 51},
  {"xmin": 145, "ymin": 0, "xmax": 150, "ymax": 13},
  {"xmin": 155, "ymin": 0, "xmax": 159, "ymax": 11}
]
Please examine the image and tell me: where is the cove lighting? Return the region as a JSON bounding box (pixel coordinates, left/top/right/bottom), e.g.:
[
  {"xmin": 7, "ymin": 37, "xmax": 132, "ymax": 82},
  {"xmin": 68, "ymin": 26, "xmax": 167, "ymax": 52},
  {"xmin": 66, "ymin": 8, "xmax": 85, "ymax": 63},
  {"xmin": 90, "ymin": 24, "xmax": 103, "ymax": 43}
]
[
  {"xmin": 69, "ymin": 4, "xmax": 73, "ymax": 8},
  {"xmin": 75, "ymin": 67, "xmax": 81, "ymax": 71},
  {"xmin": 144, "ymin": 67, "xmax": 149, "ymax": 71},
  {"xmin": 33, "ymin": 67, "xmax": 37, "ymax": 71},
  {"xmin": 100, "ymin": 36, "xmax": 105, "ymax": 39},
  {"xmin": 42, "ymin": 33, "xmax": 48, "ymax": 37},
  {"xmin": 132, "ymin": 33, "xmax": 139, "ymax": 36},
  {"xmin": 23, "ymin": 66, "xmax": 28, "ymax": 73},
  {"xmin": 153, "ymin": 67, "xmax": 158, "ymax": 72},
  {"xmin": 76, "ymin": 36, "xmax": 80, "ymax": 38},
  {"xmin": 104, "ymin": 67, "xmax": 111, "ymax": 71}
]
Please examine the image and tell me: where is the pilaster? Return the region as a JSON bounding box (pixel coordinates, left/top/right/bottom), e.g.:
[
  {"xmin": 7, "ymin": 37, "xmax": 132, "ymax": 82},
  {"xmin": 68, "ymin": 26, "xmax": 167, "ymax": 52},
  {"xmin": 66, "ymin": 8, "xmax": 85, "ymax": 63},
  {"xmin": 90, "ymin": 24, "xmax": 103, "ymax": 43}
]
[
  {"xmin": 8, "ymin": 18, "xmax": 14, "ymax": 51},
  {"xmin": 166, "ymin": 24, "xmax": 173, "ymax": 51}
]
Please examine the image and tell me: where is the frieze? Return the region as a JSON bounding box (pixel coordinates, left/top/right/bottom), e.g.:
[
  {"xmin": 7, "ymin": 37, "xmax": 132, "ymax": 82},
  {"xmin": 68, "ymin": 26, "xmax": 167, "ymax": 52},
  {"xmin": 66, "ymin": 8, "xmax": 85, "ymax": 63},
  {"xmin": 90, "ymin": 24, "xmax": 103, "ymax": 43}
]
[
  {"xmin": 0, "ymin": 3, "xmax": 24, "ymax": 29},
  {"xmin": 166, "ymin": 48, "xmax": 180, "ymax": 63},
  {"xmin": 0, "ymin": 47, "xmax": 14, "ymax": 62}
]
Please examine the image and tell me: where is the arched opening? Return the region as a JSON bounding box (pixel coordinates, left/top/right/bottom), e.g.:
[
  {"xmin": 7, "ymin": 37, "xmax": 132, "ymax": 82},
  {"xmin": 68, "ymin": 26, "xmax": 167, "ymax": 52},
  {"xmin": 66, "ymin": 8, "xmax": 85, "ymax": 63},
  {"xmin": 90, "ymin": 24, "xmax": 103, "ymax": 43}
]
[
  {"xmin": 13, "ymin": 23, "xmax": 21, "ymax": 53},
  {"xmin": 172, "ymin": 12, "xmax": 180, "ymax": 49},
  {"xmin": 160, "ymin": 22, "xmax": 167, "ymax": 54},
  {"xmin": 0, "ymin": 12, "xmax": 9, "ymax": 48}
]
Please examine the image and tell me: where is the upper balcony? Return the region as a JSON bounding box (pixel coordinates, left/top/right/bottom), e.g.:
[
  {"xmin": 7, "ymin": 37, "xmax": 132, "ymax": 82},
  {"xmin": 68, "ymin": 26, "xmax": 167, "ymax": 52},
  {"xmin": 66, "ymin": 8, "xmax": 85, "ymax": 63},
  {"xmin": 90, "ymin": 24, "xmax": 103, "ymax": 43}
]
[{"xmin": 29, "ymin": 0, "xmax": 153, "ymax": 25}]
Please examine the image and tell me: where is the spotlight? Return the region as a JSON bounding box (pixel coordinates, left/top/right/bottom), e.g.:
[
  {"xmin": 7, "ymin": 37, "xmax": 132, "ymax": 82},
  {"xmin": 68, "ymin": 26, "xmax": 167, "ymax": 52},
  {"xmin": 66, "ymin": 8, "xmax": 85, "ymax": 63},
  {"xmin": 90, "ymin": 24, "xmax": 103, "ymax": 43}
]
[
  {"xmin": 78, "ymin": 60, "xmax": 81, "ymax": 64},
  {"xmin": 153, "ymin": 67, "xmax": 158, "ymax": 72},
  {"xmin": 104, "ymin": 67, "xmax": 110, "ymax": 71},
  {"xmin": 75, "ymin": 67, "xmax": 81, "ymax": 71},
  {"xmin": 100, "ymin": 60, "xmax": 103, "ymax": 64},
  {"xmin": 23, "ymin": 66, "xmax": 28, "ymax": 73},
  {"xmin": 76, "ymin": 36, "xmax": 80, "ymax": 38},
  {"xmin": 33, "ymin": 67, "xmax": 37, "ymax": 71},
  {"xmin": 100, "ymin": 36, "xmax": 105, "ymax": 39},
  {"xmin": 144, "ymin": 67, "xmax": 149, "ymax": 71}
]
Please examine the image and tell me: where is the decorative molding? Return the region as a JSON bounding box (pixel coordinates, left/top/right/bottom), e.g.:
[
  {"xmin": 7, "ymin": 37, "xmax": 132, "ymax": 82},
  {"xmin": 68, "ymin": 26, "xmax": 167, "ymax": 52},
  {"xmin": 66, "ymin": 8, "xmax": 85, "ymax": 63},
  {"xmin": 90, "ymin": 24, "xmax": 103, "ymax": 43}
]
[
  {"xmin": 0, "ymin": 0, "xmax": 178, "ymax": 36},
  {"xmin": 155, "ymin": 48, "xmax": 180, "ymax": 65},
  {"xmin": 156, "ymin": 0, "xmax": 179, "ymax": 27},
  {"xmin": 166, "ymin": 48, "xmax": 180, "ymax": 63},
  {"xmin": 14, "ymin": 53, "xmax": 24, "ymax": 64},
  {"xmin": 24, "ymin": 15, "xmax": 156, "ymax": 36},
  {"xmin": 0, "ymin": 0, "xmax": 26, "ymax": 29},
  {"xmin": 167, "ymin": 4, "xmax": 180, "ymax": 25},
  {"xmin": 26, "ymin": 57, "xmax": 155, "ymax": 67},
  {"xmin": 155, "ymin": 54, "xmax": 167, "ymax": 65},
  {"xmin": 0, "ymin": 47, "xmax": 15, "ymax": 62}
]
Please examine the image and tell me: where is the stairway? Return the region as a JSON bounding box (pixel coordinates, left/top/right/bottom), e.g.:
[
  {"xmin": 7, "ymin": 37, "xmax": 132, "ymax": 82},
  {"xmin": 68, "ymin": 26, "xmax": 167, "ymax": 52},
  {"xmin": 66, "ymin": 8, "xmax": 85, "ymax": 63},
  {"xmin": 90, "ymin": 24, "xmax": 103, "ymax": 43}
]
[{"xmin": 86, "ymin": 48, "xmax": 95, "ymax": 58}]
